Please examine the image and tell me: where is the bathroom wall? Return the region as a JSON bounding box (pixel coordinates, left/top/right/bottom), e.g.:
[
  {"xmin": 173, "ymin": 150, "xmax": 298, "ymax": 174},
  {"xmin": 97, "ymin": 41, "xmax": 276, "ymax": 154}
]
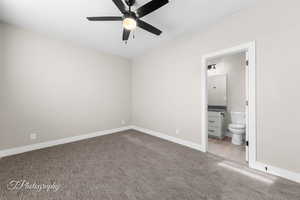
[
  {"xmin": 208, "ymin": 53, "xmax": 246, "ymax": 131},
  {"xmin": 0, "ymin": 23, "xmax": 132, "ymax": 150}
]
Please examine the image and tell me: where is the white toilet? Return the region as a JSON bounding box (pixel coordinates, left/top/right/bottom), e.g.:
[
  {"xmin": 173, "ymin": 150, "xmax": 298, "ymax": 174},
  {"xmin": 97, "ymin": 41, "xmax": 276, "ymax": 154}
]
[{"xmin": 228, "ymin": 112, "xmax": 246, "ymax": 145}]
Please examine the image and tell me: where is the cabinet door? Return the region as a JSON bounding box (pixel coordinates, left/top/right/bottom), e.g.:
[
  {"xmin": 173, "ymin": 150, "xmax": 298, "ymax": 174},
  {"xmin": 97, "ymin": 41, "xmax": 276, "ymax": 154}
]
[
  {"xmin": 208, "ymin": 116, "xmax": 221, "ymax": 127},
  {"xmin": 208, "ymin": 126, "xmax": 222, "ymax": 138}
]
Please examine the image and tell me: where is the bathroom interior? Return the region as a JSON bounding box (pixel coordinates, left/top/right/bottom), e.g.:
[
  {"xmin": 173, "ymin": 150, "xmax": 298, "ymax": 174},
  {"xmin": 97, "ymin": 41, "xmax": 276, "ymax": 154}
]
[{"xmin": 207, "ymin": 52, "xmax": 247, "ymax": 165}]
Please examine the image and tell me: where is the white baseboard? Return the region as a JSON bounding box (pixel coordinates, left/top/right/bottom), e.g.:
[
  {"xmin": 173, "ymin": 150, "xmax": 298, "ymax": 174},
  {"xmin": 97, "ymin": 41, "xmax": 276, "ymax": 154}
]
[
  {"xmin": 132, "ymin": 126, "xmax": 299, "ymax": 183},
  {"xmin": 1, "ymin": 125, "xmax": 298, "ymax": 184},
  {"xmin": 252, "ymin": 161, "xmax": 300, "ymax": 183},
  {"xmin": 0, "ymin": 126, "xmax": 132, "ymax": 158},
  {"xmin": 131, "ymin": 125, "xmax": 205, "ymax": 152}
]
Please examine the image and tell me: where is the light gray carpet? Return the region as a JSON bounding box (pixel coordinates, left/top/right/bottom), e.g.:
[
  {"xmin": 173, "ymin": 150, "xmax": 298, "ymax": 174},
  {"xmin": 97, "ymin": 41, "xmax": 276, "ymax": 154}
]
[{"xmin": 0, "ymin": 130, "xmax": 299, "ymax": 200}]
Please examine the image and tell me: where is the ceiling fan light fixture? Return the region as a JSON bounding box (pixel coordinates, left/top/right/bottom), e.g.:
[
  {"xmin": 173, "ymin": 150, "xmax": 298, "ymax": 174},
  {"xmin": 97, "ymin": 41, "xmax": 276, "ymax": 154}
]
[
  {"xmin": 123, "ymin": 17, "xmax": 137, "ymax": 30},
  {"xmin": 87, "ymin": 0, "xmax": 169, "ymax": 41}
]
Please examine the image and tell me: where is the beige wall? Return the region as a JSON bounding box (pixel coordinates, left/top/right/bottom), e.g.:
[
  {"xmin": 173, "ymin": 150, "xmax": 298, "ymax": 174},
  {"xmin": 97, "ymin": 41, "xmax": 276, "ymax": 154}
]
[
  {"xmin": 132, "ymin": 0, "xmax": 300, "ymax": 173},
  {"xmin": 0, "ymin": 23, "xmax": 131, "ymax": 150}
]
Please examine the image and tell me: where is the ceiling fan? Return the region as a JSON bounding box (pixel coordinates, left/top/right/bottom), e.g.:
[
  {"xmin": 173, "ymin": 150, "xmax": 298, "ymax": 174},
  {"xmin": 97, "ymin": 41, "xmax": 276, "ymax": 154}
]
[{"xmin": 87, "ymin": 0, "xmax": 169, "ymax": 43}]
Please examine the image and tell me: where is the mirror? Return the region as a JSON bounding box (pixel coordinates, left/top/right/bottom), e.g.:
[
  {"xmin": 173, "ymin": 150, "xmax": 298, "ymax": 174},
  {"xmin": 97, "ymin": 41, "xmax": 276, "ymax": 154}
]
[{"xmin": 208, "ymin": 74, "xmax": 227, "ymax": 107}]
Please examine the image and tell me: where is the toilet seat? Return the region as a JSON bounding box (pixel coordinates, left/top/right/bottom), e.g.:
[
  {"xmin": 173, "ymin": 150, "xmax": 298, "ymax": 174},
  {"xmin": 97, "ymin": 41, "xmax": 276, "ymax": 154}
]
[
  {"xmin": 229, "ymin": 123, "xmax": 245, "ymax": 129},
  {"xmin": 228, "ymin": 128, "xmax": 245, "ymax": 135}
]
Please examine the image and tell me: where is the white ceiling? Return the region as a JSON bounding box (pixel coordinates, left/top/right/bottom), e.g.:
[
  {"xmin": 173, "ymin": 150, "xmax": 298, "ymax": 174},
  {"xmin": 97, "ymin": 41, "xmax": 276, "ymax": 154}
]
[{"xmin": 0, "ymin": 0, "xmax": 256, "ymax": 58}]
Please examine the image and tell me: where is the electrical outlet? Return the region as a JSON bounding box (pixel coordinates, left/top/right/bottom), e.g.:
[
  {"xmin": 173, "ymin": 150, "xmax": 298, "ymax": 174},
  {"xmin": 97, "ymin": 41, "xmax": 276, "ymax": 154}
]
[
  {"xmin": 30, "ymin": 133, "xmax": 37, "ymax": 140},
  {"xmin": 175, "ymin": 129, "xmax": 180, "ymax": 135},
  {"xmin": 121, "ymin": 120, "xmax": 126, "ymax": 125}
]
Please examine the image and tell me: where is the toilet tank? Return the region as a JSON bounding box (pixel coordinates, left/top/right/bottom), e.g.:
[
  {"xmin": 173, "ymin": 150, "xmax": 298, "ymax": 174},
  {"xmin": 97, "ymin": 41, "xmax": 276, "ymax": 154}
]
[{"xmin": 231, "ymin": 112, "xmax": 245, "ymax": 124}]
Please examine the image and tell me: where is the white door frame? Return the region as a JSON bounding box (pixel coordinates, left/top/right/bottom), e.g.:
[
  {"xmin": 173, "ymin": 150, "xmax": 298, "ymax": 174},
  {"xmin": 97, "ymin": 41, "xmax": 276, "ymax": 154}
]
[{"xmin": 201, "ymin": 41, "xmax": 256, "ymax": 168}]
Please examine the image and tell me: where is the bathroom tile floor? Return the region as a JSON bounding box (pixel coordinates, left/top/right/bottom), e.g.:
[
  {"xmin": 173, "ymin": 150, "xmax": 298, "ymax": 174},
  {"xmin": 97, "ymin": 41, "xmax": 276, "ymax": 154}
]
[{"xmin": 208, "ymin": 136, "xmax": 246, "ymax": 165}]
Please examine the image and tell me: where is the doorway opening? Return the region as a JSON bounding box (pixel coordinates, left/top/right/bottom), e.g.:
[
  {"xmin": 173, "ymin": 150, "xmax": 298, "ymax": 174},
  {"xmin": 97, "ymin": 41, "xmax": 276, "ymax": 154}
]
[{"xmin": 201, "ymin": 42, "xmax": 256, "ymax": 168}]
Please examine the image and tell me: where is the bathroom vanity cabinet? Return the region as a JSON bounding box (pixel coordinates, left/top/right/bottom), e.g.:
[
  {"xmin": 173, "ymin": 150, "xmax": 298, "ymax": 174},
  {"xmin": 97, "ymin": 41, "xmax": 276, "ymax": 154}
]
[{"xmin": 208, "ymin": 111, "xmax": 225, "ymax": 139}]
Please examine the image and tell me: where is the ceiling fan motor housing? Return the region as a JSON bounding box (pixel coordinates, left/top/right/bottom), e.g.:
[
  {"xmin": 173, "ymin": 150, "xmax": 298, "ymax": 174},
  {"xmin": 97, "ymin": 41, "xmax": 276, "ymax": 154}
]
[
  {"xmin": 125, "ymin": 0, "xmax": 136, "ymax": 7},
  {"xmin": 124, "ymin": 12, "xmax": 137, "ymax": 20}
]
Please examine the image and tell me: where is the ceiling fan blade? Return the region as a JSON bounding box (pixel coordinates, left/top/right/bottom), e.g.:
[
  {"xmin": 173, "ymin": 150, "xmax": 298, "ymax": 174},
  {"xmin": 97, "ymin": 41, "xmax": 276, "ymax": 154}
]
[
  {"xmin": 123, "ymin": 29, "xmax": 131, "ymax": 41},
  {"xmin": 112, "ymin": 0, "xmax": 127, "ymax": 14},
  {"xmin": 137, "ymin": 20, "xmax": 162, "ymax": 35},
  {"xmin": 87, "ymin": 16, "xmax": 123, "ymax": 21},
  {"xmin": 137, "ymin": 0, "xmax": 169, "ymax": 18}
]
